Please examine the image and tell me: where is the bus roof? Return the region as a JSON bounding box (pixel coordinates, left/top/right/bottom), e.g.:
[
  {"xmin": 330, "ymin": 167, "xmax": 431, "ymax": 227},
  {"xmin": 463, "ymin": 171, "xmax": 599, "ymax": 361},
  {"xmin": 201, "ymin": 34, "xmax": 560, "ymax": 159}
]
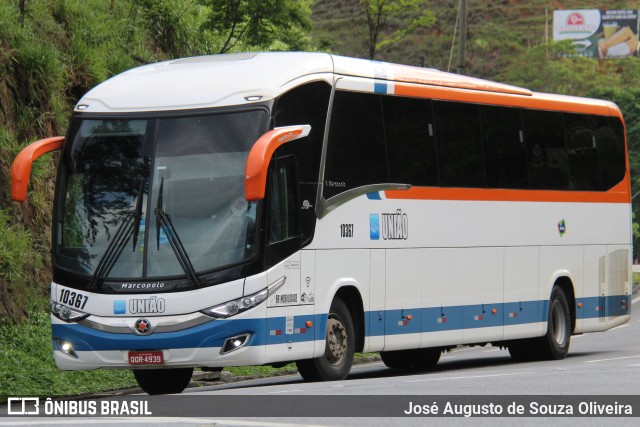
[{"xmin": 75, "ymin": 52, "xmax": 619, "ymax": 116}]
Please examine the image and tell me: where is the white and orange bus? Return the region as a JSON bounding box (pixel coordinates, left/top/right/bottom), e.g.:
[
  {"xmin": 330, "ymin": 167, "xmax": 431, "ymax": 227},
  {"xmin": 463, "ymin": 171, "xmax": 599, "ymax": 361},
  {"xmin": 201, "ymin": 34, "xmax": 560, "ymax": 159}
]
[{"xmin": 12, "ymin": 52, "xmax": 632, "ymax": 394}]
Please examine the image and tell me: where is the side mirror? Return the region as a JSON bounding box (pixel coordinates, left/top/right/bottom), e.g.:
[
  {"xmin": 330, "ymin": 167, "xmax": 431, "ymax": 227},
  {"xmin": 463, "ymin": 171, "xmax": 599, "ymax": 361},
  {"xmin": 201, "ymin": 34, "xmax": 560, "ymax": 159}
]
[
  {"xmin": 244, "ymin": 125, "xmax": 310, "ymax": 201},
  {"xmin": 11, "ymin": 136, "xmax": 64, "ymax": 202}
]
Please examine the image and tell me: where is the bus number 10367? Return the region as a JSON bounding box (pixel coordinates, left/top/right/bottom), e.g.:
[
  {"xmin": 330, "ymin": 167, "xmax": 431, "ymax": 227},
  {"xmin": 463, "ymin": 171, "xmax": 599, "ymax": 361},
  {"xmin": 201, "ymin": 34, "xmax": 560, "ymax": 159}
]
[
  {"xmin": 340, "ymin": 224, "xmax": 354, "ymax": 238},
  {"xmin": 59, "ymin": 289, "xmax": 89, "ymax": 310}
]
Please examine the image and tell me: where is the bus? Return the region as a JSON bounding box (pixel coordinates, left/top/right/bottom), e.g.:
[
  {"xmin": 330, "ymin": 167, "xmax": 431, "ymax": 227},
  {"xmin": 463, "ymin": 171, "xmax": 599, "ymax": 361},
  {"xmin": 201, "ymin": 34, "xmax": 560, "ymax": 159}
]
[{"xmin": 11, "ymin": 52, "xmax": 632, "ymax": 395}]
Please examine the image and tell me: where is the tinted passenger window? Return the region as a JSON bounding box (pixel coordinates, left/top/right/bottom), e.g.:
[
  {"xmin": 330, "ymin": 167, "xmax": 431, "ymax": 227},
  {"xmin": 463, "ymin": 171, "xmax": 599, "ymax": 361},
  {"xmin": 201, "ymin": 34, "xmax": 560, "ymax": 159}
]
[
  {"xmin": 323, "ymin": 91, "xmax": 388, "ymax": 199},
  {"xmin": 523, "ymin": 110, "xmax": 569, "ymax": 190},
  {"xmin": 480, "ymin": 106, "xmax": 527, "ymax": 189},
  {"xmin": 382, "ymin": 96, "xmax": 438, "ymax": 186},
  {"xmin": 564, "ymin": 113, "xmax": 602, "ymax": 190},
  {"xmin": 598, "ymin": 116, "xmax": 626, "ymax": 189},
  {"xmin": 274, "ymin": 82, "xmax": 331, "ymax": 185},
  {"xmin": 433, "ymin": 101, "xmax": 485, "ymax": 187}
]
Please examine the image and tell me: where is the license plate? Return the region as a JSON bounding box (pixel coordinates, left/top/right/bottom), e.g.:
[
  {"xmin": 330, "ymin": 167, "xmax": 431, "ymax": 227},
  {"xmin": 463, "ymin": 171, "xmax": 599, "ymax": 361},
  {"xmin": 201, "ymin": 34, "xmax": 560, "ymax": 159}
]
[{"xmin": 128, "ymin": 350, "xmax": 164, "ymax": 365}]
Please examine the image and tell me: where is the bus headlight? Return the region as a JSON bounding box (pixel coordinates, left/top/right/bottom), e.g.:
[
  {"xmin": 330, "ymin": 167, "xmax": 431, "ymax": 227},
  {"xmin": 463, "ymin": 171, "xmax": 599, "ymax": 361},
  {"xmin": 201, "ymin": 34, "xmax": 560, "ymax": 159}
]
[
  {"xmin": 200, "ymin": 276, "xmax": 286, "ymax": 319},
  {"xmin": 51, "ymin": 301, "xmax": 89, "ymax": 322},
  {"xmin": 55, "ymin": 339, "xmax": 79, "ymax": 358}
]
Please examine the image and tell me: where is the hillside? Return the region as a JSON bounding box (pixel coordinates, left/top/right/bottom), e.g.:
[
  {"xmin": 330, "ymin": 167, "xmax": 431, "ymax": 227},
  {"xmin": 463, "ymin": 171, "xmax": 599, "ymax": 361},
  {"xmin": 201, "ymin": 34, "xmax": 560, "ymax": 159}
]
[{"xmin": 311, "ymin": 0, "xmax": 640, "ymax": 79}]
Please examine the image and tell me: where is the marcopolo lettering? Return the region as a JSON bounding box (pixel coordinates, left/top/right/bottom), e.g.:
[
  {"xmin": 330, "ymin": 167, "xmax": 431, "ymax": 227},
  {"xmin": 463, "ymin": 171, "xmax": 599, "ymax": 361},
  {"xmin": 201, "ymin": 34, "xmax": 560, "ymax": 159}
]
[
  {"xmin": 381, "ymin": 209, "xmax": 409, "ymax": 240},
  {"xmin": 129, "ymin": 296, "xmax": 166, "ymax": 314},
  {"xmin": 121, "ymin": 282, "xmax": 165, "ymax": 290}
]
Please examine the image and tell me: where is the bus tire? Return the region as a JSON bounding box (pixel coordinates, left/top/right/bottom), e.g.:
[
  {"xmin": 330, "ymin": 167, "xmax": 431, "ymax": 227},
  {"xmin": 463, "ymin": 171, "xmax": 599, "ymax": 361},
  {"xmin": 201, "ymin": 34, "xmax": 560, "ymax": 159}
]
[
  {"xmin": 538, "ymin": 285, "xmax": 572, "ymax": 360},
  {"xmin": 133, "ymin": 367, "xmax": 193, "ymax": 395},
  {"xmin": 380, "ymin": 348, "xmax": 441, "ymax": 370},
  {"xmin": 296, "ymin": 298, "xmax": 355, "ymax": 381}
]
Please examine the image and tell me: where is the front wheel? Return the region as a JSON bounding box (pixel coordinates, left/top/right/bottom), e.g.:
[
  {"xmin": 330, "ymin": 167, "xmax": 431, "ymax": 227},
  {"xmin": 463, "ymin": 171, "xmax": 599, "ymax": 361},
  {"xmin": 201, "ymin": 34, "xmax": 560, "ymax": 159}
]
[
  {"xmin": 133, "ymin": 367, "xmax": 194, "ymax": 395},
  {"xmin": 538, "ymin": 286, "xmax": 572, "ymax": 360},
  {"xmin": 296, "ymin": 298, "xmax": 355, "ymax": 381}
]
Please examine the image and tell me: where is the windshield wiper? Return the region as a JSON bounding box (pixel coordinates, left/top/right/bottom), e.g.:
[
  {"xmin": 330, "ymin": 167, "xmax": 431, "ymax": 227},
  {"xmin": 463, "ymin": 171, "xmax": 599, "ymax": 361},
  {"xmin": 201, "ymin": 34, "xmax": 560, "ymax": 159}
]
[
  {"xmin": 88, "ymin": 185, "xmax": 144, "ymax": 290},
  {"xmin": 131, "ymin": 180, "xmax": 144, "ymax": 251},
  {"xmin": 154, "ymin": 177, "xmax": 201, "ymax": 286}
]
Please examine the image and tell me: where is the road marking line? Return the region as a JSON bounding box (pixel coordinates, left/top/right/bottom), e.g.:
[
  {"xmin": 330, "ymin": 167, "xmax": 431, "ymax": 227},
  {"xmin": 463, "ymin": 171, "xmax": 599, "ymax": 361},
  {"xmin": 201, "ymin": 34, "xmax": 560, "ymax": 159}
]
[
  {"xmin": 633, "ymin": 294, "xmax": 640, "ymax": 305},
  {"xmin": 407, "ymin": 372, "xmax": 530, "ymax": 383},
  {"xmin": 585, "ymin": 355, "xmax": 640, "ymax": 364}
]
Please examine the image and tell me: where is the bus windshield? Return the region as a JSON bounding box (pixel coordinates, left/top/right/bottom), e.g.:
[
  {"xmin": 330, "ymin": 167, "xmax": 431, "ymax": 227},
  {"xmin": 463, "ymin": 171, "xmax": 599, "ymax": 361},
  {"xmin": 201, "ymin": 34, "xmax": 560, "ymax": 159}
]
[{"xmin": 54, "ymin": 109, "xmax": 268, "ymax": 283}]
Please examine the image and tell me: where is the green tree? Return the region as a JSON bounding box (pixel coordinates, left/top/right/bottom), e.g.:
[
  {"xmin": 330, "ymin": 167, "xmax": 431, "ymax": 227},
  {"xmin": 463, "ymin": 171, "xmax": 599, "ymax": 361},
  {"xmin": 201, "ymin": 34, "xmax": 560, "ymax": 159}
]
[
  {"xmin": 199, "ymin": 0, "xmax": 313, "ymax": 53},
  {"xmin": 137, "ymin": 0, "xmax": 201, "ymax": 57},
  {"xmin": 358, "ymin": 0, "xmax": 435, "ymax": 59}
]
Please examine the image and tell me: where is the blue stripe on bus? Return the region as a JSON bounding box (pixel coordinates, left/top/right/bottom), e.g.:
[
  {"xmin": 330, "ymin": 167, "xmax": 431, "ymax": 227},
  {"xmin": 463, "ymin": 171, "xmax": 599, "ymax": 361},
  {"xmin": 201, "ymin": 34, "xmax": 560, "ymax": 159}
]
[
  {"xmin": 51, "ymin": 296, "xmax": 629, "ymax": 352},
  {"xmin": 366, "ymin": 192, "xmax": 381, "ymax": 200},
  {"xmin": 576, "ymin": 295, "xmax": 631, "ymax": 319},
  {"xmin": 368, "ymin": 300, "xmax": 547, "ymax": 337},
  {"xmin": 374, "ymin": 82, "xmax": 387, "ymax": 94}
]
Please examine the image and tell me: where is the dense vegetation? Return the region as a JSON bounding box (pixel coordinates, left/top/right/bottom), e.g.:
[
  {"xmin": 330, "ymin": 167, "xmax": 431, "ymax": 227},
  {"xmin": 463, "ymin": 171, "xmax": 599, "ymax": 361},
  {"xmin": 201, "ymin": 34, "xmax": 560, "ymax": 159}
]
[
  {"xmin": 0, "ymin": 0, "xmax": 312, "ymax": 322},
  {"xmin": 1, "ymin": 0, "xmax": 639, "ymax": 396}
]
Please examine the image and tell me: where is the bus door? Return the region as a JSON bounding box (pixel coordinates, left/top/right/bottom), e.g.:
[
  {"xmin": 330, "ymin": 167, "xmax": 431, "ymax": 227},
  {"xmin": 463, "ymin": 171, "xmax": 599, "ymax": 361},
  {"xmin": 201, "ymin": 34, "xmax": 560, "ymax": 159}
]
[{"xmin": 263, "ymin": 156, "xmax": 310, "ymax": 360}]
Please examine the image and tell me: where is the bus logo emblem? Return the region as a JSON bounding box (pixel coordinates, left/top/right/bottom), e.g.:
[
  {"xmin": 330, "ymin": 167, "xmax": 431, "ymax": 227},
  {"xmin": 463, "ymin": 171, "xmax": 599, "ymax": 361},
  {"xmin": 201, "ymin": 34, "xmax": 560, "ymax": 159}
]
[
  {"xmin": 134, "ymin": 318, "xmax": 152, "ymax": 335},
  {"xmin": 381, "ymin": 209, "xmax": 409, "ymax": 240},
  {"xmin": 558, "ymin": 219, "xmax": 566, "ymax": 237},
  {"xmin": 114, "ymin": 300, "xmax": 126, "ymax": 315},
  {"xmin": 370, "ymin": 214, "xmax": 380, "ymax": 240}
]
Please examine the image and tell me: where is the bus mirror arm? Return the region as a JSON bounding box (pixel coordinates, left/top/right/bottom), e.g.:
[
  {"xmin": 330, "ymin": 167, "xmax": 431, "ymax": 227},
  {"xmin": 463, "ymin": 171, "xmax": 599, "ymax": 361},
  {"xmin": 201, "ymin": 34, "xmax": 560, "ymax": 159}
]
[
  {"xmin": 244, "ymin": 125, "xmax": 311, "ymax": 201},
  {"xmin": 11, "ymin": 136, "xmax": 65, "ymax": 202}
]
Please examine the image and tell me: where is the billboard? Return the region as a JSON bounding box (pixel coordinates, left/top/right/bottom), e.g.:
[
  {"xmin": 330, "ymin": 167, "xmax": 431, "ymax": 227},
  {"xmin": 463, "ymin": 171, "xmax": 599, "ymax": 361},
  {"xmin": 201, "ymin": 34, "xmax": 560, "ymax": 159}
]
[{"xmin": 553, "ymin": 9, "xmax": 639, "ymax": 58}]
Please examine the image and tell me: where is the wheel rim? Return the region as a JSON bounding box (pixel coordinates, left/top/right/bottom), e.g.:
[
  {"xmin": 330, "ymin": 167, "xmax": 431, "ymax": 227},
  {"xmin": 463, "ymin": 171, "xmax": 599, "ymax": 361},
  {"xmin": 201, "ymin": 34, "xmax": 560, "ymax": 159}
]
[
  {"xmin": 325, "ymin": 315, "xmax": 348, "ymax": 366},
  {"xmin": 551, "ymin": 300, "xmax": 567, "ymax": 345}
]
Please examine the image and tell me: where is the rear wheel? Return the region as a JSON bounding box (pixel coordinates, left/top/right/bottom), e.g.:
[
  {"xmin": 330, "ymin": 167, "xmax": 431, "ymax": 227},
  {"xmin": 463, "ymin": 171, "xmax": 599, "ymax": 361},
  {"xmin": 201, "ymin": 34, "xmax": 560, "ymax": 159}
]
[
  {"xmin": 508, "ymin": 286, "xmax": 571, "ymax": 362},
  {"xmin": 133, "ymin": 367, "xmax": 194, "ymax": 395},
  {"xmin": 380, "ymin": 348, "xmax": 441, "ymax": 370},
  {"xmin": 538, "ymin": 286, "xmax": 571, "ymax": 360},
  {"xmin": 296, "ymin": 298, "xmax": 355, "ymax": 381}
]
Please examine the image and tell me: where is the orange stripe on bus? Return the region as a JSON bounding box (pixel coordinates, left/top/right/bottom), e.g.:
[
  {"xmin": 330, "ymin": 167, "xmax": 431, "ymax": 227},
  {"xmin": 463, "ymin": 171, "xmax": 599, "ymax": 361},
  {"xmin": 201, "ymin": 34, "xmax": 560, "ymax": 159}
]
[
  {"xmin": 384, "ymin": 176, "xmax": 631, "ymax": 204},
  {"xmin": 394, "ymin": 83, "xmax": 624, "ymax": 119}
]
